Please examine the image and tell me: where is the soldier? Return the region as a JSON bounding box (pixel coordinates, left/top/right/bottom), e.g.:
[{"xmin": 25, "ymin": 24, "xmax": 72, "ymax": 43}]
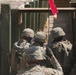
[
  {"xmin": 17, "ymin": 31, "xmax": 63, "ymax": 75},
  {"xmin": 49, "ymin": 27, "xmax": 73, "ymax": 75},
  {"xmin": 11, "ymin": 28, "xmax": 34, "ymax": 75}
]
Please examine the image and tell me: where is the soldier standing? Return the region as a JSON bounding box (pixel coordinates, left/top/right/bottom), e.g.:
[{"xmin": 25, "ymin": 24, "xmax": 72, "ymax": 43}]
[
  {"xmin": 17, "ymin": 31, "xmax": 63, "ymax": 75},
  {"xmin": 49, "ymin": 27, "xmax": 73, "ymax": 75},
  {"xmin": 11, "ymin": 28, "xmax": 34, "ymax": 75}
]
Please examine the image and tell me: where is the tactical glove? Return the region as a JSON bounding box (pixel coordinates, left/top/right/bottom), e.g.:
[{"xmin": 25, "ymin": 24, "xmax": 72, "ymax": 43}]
[{"xmin": 46, "ymin": 47, "xmax": 54, "ymax": 58}]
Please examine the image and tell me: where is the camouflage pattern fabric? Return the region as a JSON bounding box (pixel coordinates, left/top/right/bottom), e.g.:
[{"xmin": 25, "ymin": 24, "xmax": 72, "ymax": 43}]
[
  {"xmin": 22, "ymin": 28, "xmax": 34, "ymax": 38},
  {"xmin": 16, "ymin": 43, "xmax": 63, "ymax": 75},
  {"xmin": 11, "ymin": 28, "xmax": 34, "ymax": 75},
  {"xmin": 11, "ymin": 31, "xmax": 63, "ymax": 75},
  {"xmin": 11, "ymin": 40, "xmax": 30, "ymax": 75},
  {"xmin": 51, "ymin": 27, "xmax": 65, "ymax": 38},
  {"xmin": 25, "ymin": 44, "xmax": 46, "ymax": 61},
  {"xmin": 17, "ymin": 64, "xmax": 63, "ymax": 75},
  {"xmin": 17, "ymin": 65, "xmax": 45, "ymax": 75},
  {"xmin": 49, "ymin": 40, "xmax": 73, "ymax": 75}
]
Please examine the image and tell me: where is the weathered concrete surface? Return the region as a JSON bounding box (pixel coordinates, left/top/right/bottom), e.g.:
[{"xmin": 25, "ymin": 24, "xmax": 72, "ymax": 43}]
[{"xmin": 0, "ymin": 0, "xmax": 33, "ymax": 12}]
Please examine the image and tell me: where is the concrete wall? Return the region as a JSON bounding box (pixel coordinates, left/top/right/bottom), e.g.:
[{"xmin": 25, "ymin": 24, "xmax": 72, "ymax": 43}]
[{"xmin": 0, "ymin": 0, "xmax": 33, "ymax": 12}]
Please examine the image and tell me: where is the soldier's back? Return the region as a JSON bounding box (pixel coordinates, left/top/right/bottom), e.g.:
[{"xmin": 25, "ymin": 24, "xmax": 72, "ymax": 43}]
[{"xmin": 49, "ymin": 40, "xmax": 73, "ymax": 75}]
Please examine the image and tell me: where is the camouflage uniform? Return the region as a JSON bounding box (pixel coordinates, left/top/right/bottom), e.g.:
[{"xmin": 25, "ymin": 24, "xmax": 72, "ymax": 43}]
[
  {"xmin": 11, "ymin": 28, "xmax": 34, "ymax": 75},
  {"xmin": 49, "ymin": 27, "xmax": 73, "ymax": 75},
  {"xmin": 17, "ymin": 31, "xmax": 63, "ymax": 75}
]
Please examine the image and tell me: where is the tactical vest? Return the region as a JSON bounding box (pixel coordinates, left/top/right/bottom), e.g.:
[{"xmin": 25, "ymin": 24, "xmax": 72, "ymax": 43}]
[
  {"xmin": 14, "ymin": 40, "xmax": 30, "ymax": 70},
  {"xmin": 25, "ymin": 44, "xmax": 46, "ymax": 62},
  {"xmin": 49, "ymin": 40, "xmax": 72, "ymax": 68}
]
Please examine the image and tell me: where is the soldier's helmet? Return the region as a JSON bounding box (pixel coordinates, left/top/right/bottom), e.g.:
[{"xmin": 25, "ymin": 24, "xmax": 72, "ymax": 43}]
[
  {"xmin": 34, "ymin": 31, "xmax": 46, "ymax": 42},
  {"xmin": 22, "ymin": 28, "xmax": 34, "ymax": 38},
  {"xmin": 51, "ymin": 27, "xmax": 65, "ymax": 38}
]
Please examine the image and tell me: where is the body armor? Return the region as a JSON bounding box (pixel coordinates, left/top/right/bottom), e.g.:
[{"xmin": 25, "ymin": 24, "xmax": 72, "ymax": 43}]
[
  {"xmin": 49, "ymin": 40, "xmax": 73, "ymax": 75},
  {"xmin": 11, "ymin": 31, "xmax": 63, "ymax": 75},
  {"xmin": 17, "ymin": 43, "xmax": 63, "ymax": 75},
  {"xmin": 25, "ymin": 44, "xmax": 46, "ymax": 61},
  {"xmin": 11, "ymin": 40, "xmax": 30, "ymax": 74}
]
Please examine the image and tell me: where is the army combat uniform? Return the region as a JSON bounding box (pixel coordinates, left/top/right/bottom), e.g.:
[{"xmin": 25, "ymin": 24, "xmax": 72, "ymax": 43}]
[
  {"xmin": 11, "ymin": 28, "xmax": 34, "ymax": 75},
  {"xmin": 49, "ymin": 27, "xmax": 73, "ymax": 75},
  {"xmin": 17, "ymin": 31, "xmax": 63, "ymax": 75}
]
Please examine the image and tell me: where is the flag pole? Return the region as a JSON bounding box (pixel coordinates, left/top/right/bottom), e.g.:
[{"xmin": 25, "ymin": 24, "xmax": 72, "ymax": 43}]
[{"xmin": 47, "ymin": 0, "xmax": 50, "ymax": 44}]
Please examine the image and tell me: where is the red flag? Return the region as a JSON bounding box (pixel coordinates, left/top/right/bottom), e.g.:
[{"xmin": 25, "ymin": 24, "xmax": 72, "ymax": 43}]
[{"xmin": 48, "ymin": 0, "xmax": 58, "ymax": 18}]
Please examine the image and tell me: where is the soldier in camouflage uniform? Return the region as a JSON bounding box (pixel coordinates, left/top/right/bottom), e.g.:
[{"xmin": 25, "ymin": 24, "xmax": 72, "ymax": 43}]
[
  {"xmin": 49, "ymin": 27, "xmax": 73, "ymax": 75},
  {"xmin": 17, "ymin": 31, "xmax": 63, "ymax": 75},
  {"xmin": 11, "ymin": 28, "xmax": 34, "ymax": 75}
]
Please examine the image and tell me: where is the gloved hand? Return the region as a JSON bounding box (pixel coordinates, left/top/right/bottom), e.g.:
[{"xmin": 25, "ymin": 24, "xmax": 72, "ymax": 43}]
[{"xmin": 46, "ymin": 47, "xmax": 54, "ymax": 58}]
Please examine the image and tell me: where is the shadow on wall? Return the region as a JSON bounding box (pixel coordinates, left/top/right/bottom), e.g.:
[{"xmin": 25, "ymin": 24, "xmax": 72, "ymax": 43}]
[{"xmin": 53, "ymin": 12, "xmax": 73, "ymax": 43}]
